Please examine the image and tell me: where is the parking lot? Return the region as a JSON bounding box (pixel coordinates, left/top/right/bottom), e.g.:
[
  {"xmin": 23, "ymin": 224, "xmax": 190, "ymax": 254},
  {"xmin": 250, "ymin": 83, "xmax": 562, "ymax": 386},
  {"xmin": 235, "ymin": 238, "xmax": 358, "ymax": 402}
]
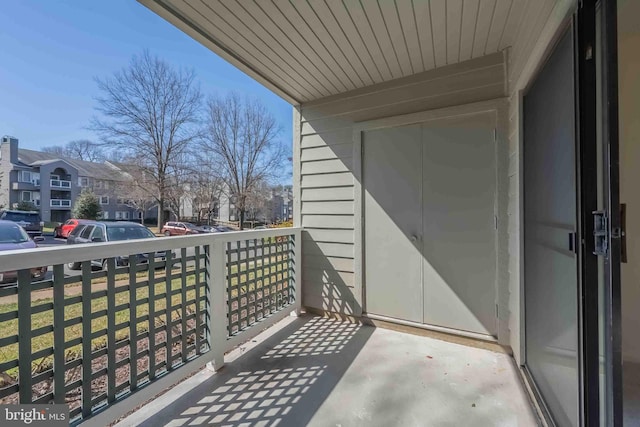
[
  {"xmin": 36, "ymin": 234, "xmax": 263, "ymax": 278},
  {"xmin": 39, "ymin": 235, "xmax": 94, "ymax": 278}
]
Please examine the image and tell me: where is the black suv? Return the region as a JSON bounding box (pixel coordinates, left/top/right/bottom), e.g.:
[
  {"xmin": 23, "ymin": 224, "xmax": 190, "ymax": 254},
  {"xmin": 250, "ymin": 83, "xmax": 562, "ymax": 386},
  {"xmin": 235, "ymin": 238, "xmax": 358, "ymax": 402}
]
[
  {"xmin": 0, "ymin": 210, "xmax": 43, "ymax": 237},
  {"xmin": 66, "ymin": 221, "xmax": 166, "ymax": 270}
]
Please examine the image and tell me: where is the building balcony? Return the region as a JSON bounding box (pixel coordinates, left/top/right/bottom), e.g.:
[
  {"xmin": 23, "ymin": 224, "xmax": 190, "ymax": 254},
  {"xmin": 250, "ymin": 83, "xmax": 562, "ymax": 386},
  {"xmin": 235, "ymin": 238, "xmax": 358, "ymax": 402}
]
[
  {"xmin": 50, "ymin": 199, "xmax": 71, "ymax": 208},
  {"xmin": 50, "ymin": 179, "xmax": 72, "ymax": 190},
  {"xmin": 12, "ymin": 181, "xmax": 39, "ymax": 191},
  {"xmin": 0, "ymin": 228, "xmax": 537, "ymax": 426}
]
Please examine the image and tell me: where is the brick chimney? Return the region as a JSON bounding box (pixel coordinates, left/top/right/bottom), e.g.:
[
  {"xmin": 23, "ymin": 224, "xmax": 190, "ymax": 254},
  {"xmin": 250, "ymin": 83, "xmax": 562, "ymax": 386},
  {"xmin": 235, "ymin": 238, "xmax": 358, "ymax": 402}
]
[{"xmin": 1, "ymin": 136, "xmax": 19, "ymax": 164}]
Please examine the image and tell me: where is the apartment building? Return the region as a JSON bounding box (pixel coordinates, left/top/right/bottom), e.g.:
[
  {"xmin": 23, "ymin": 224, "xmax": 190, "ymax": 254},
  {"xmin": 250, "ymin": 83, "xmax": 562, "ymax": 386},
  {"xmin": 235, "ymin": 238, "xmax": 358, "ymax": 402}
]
[{"xmin": 0, "ymin": 136, "xmax": 142, "ymax": 222}]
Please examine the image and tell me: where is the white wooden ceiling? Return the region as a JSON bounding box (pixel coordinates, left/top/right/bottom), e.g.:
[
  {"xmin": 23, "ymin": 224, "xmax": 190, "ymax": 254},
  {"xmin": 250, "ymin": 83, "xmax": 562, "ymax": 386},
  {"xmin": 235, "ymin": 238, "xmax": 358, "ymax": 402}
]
[{"xmin": 141, "ymin": 0, "xmax": 533, "ymax": 104}]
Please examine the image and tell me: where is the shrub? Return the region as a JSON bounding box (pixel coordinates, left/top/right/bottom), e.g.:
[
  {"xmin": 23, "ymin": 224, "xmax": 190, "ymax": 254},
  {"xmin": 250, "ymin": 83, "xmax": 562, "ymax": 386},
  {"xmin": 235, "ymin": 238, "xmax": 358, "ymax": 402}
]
[
  {"xmin": 72, "ymin": 189, "xmax": 102, "ymax": 220},
  {"xmin": 15, "ymin": 201, "xmax": 37, "ymax": 211}
]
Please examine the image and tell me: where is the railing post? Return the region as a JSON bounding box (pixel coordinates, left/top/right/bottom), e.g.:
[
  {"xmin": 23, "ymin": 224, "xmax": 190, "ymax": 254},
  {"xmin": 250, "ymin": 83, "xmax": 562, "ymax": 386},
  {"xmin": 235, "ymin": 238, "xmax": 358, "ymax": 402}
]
[
  {"xmin": 52, "ymin": 264, "xmax": 66, "ymax": 404},
  {"xmin": 17, "ymin": 269, "xmax": 32, "ymax": 404},
  {"xmin": 294, "ymin": 229, "xmax": 303, "ymax": 316},
  {"xmin": 207, "ymin": 240, "xmax": 227, "ymax": 371}
]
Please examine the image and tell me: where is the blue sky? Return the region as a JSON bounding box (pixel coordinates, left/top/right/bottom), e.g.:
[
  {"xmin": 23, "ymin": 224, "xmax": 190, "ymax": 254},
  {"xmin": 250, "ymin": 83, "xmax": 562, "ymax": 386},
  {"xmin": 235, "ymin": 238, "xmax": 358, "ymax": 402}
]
[{"xmin": 0, "ymin": 0, "xmax": 293, "ymax": 151}]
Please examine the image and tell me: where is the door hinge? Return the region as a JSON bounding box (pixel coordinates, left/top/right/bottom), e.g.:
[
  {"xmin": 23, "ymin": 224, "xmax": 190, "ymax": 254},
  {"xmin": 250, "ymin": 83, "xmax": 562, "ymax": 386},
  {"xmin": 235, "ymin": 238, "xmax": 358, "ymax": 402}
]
[
  {"xmin": 494, "ymin": 216, "xmax": 498, "ymax": 229},
  {"xmin": 493, "ymin": 128, "xmax": 497, "ymax": 142},
  {"xmin": 496, "ymin": 304, "xmax": 499, "ymax": 319},
  {"xmin": 593, "ymin": 210, "xmax": 608, "ymax": 256}
]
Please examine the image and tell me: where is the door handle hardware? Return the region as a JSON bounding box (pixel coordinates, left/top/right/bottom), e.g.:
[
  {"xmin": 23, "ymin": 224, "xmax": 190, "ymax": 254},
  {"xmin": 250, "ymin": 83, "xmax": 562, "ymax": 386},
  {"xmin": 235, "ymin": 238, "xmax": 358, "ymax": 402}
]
[
  {"xmin": 410, "ymin": 235, "xmax": 419, "ymax": 243},
  {"xmin": 568, "ymin": 232, "xmax": 577, "ymax": 253},
  {"xmin": 593, "ymin": 210, "xmax": 608, "ymax": 256}
]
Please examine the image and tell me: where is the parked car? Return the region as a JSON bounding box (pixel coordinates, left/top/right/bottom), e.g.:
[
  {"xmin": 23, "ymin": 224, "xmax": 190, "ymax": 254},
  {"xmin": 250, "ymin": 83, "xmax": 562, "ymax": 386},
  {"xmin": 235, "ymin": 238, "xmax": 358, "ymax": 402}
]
[
  {"xmin": 0, "ymin": 210, "xmax": 43, "ymax": 237},
  {"xmin": 198, "ymin": 225, "xmax": 216, "ymax": 233},
  {"xmin": 161, "ymin": 221, "xmax": 206, "ymax": 236},
  {"xmin": 66, "ymin": 221, "xmax": 166, "ymax": 270},
  {"xmin": 214, "ymin": 226, "xmax": 235, "ymax": 232},
  {"xmin": 0, "ymin": 220, "xmax": 47, "ymax": 285},
  {"xmin": 54, "ymin": 219, "xmax": 95, "ymax": 239},
  {"xmin": 66, "ymin": 222, "xmax": 92, "ymax": 245}
]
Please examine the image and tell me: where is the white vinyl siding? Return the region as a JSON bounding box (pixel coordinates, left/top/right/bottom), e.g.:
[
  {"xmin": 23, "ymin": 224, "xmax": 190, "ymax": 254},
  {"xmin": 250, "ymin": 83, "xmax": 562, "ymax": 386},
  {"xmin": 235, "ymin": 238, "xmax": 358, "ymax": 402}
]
[{"xmin": 296, "ymin": 52, "xmax": 506, "ymax": 316}]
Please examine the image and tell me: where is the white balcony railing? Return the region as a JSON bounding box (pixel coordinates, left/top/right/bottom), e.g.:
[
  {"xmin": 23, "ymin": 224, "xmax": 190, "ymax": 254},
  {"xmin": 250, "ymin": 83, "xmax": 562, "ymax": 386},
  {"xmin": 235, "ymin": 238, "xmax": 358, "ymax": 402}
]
[
  {"xmin": 50, "ymin": 199, "xmax": 71, "ymax": 208},
  {"xmin": 0, "ymin": 228, "xmax": 301, "ymax": 425},
  {"xmin": 50, "ymin": 179, "xmax": 72, "ymax": 189}
]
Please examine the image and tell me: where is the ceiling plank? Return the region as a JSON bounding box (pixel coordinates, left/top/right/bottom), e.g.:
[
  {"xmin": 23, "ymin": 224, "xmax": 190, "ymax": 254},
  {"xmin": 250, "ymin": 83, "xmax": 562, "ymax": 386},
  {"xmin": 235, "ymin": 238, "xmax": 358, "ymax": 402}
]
[
  {"xmin": 139, "ymin": 0, "xmax": 302, "ymax": 103},
  {"xmin": 143, "ymin": 0, "xmax": 535, "ymax": 105},
  {"xmin": 215, "ymin": 0, "xmax": 330, "ymax": 98},
  {"xmin": 499, "ymin": 0, "xmax": 527, "ymax": 50},
  {"xmin": 446, "ymin": 0, "xmax": 464, "ymax": 64},
  {"xmin": 472, "ymin": 0, "xmax": 498, "ymax": 58},
  {"xmin": 322, "ymin": 0, "xmax": 385, "ymax": 85},
  {"xmin": 413, "ymin": 0, "xmax": 436, "ymax": 71},
  {"xmin": 395, "ymin": 0, "xmax": 424, "ymax": 74},
  {"xmin": 305, "ymin": 0, "xmax": 375, "ymax": 87},
  {"xmin": 459, "ymin": 0, "xmax": 481, "ymax": 62},
  {"xmin": 342, "ymin": 0, "xmax": 394, "ymax": 81},
  {"xmin": 359, "ymin": 0, "xmax": 405, "ymax": 79},
  {"xmin": 430, "ymin": 0, "xmax": 448, "ymax": 67},
  {"xmin": 256, "ymin": 0, "xmax": 347, "ymax": 94},
  {"xmin": 378, "ymin": 0, "xmax": 414, "ymax": 76},
  {"xmin": 232, "ymin": 0, "xmax": 336, "ymax": 96},
  {"xmin": 272, "ymin": 0, "xmax": 358, "ymax": 92},
  {"xmin": 485, "ymin": 0, "xmax": 513, "ymax": 53},
  {"xmin": 173, "ymin": 0, "xmax": 315, "ymax": 101}
]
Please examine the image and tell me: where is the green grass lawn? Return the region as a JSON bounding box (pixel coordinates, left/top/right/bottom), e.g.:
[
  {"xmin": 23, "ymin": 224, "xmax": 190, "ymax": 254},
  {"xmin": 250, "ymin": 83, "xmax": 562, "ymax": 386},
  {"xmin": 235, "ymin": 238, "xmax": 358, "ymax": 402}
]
[
  {"xmin": 0, "ymin": 274, "xmax": 200, "ymax": 380},
  {"xmin": 0, "ymin": 255, "xmax": 289, "ymax": 380},
  {"xmin": 42, "ymin": 221, "xmax": 59, "ymax": 234}
]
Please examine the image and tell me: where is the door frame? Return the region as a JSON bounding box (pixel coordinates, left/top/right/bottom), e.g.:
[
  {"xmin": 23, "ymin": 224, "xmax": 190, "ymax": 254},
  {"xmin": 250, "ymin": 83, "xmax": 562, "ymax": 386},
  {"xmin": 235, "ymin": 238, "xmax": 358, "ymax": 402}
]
[
  {"xmin": 352, "ymin": 98, "xmax": 510, "ymax": 344},
  {"xmin": 600, "ymin": 0, "xmax": 622, "ymax": 424},
  {"xmin": 520, "ymin": 22, "xmax": 581, "ymax": 427},
  {"xmin": 515, "ymin": 1, "xmax": 622, "ymax": 425}
]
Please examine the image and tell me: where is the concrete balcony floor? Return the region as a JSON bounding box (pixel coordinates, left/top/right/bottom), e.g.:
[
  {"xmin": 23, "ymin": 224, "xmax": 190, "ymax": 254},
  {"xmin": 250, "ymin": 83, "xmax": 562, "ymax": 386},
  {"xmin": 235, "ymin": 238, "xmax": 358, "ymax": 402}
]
[{"xmin": 118, "ymin": 315, "xmax": 539, "ymax": 427}]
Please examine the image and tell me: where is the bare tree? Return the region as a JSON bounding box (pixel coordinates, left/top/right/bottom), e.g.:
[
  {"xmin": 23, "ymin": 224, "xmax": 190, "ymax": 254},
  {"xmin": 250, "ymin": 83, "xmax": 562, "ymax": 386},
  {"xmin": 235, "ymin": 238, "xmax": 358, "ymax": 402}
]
[
  {"xmin": 41, "ymin": 145, "xmax": 66, "ymax": 157},
  {"xmin": 112, "ymin": 169, "xmax": 155, "ymax": 224},
  {"xmin": 188, "ymin": 172, "xmax": 225, "ymax": 223},
  {"xmin": 244, "ymin": 180, "xmax": 271, "ymax": 223},
  {"xmin": 65, "ymin": 140, "xmax": 104, "ymax": 162},
  {"xmin": 200, "ymin": 93, "xmax": 285, "ymax": 229},
  {"xmin": 164, "ymin": 162, "xmax": 193, "ymax": 221},
  {"xmin": 41, "ymin": 140, "xmax": 104, "ymax": 162},
  {"xmin": 188, "ymin": 150, "xmax": 225, "ymax": 223},
  {"xmin": 91, "ymin": 50, "xmax": 202, "ymax": 228}
]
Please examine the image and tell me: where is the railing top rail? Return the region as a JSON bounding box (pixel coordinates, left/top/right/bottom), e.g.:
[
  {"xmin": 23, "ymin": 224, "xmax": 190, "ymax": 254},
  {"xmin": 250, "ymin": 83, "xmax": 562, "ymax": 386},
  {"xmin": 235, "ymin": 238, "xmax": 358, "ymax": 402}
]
[{"xmin": 0, "ymin": 227, "xmax": 301, "ymax": 271}]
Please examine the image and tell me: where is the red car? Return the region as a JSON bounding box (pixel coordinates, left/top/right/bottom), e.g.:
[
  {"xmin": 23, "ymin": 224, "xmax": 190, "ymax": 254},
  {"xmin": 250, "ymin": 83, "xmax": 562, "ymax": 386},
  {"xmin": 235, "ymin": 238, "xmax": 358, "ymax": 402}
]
[
  {"xmin": 161, "ymin": 221, "xmax": 205, "ymax": 236},
  {"xmin": 55, "ymin": 219, "xmax": 95, "ymax": 239}
]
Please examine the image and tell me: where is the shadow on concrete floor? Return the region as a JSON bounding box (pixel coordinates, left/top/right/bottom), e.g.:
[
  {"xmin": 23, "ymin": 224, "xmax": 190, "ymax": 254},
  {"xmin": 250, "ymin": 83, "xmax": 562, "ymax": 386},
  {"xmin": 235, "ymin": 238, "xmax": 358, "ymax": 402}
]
[
  {"xmin": 138, "ymin": 315, "xmax": 373, "ymax": 427},
  {"xmin": 132, "ymin": 314, "xmax": 539, "ymax": 427}
]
